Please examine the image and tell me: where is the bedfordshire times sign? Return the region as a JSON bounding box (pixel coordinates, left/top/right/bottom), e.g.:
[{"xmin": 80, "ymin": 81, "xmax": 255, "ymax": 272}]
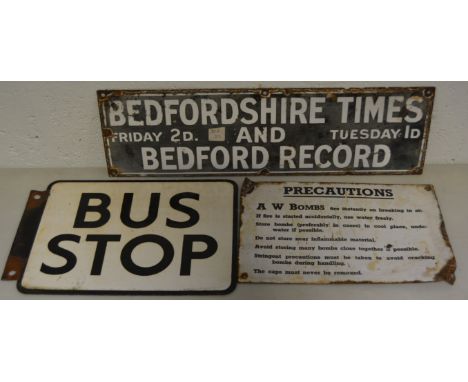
[{"xmin": 97, "ymin": 87, "xmax": 435, "ymax": 176}]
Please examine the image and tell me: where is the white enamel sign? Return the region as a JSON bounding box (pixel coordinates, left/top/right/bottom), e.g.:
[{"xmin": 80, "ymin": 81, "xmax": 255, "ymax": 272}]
[
  {"xmin": 19, "ymin": 181, "xmax": 237, "ymax": 294},
  {"xmin": 239, "ymin": 180, "xmax": 456, "ymax": 284}
]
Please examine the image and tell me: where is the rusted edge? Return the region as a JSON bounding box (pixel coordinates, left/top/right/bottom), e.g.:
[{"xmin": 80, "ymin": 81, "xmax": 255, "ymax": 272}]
[
  {"xmin": 97, "ymin": 90, "xmax": 125, "ymax": 105},
  {"xmin": 429, "ymin": 185, "xmax": 457, "ymax": 284},
  {"xmin": 434, "ymin": 256, "xmax": 456, "ymax": 285},
  {"xmin": 238, "ymin": 278, "xmax": 444, "ymax": 285},
  {"xmin": 238, "ymin": 178, "xmax": 259, "ymax": 281},
  {"xmin": 96, "ymin": 91, "xmax": 114, "ymax": 178},
  {"xmin": 2, "ymin": 190, "xmax": 48, "ymax": 281},
  {"xmin": 96, "ymin": 86, "xmax": 435, "ymax": 97},
  {"xmin": 417, "ymin": 87, "xmax": 436, "ymax": 174},
  {"xmin": 102, "ymin": 127, "xmax": 113, "ymax": 138}
]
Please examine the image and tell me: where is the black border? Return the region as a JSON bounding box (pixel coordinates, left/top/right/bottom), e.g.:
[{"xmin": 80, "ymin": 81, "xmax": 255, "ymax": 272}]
[{"xmin": 17, "ymin": 180, "xmax": 239, "ymax": 296}]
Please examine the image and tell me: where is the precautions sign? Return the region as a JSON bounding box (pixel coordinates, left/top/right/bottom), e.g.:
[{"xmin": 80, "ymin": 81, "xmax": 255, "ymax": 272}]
[
  {"xmin": 98, "ymin": 87, "xmax": 434, "ymax": 176},
  {"xmin": 13, "ymin": 181, "xmax": 238, "ymax": 294},
  {"xmin": 239, "ymin": 180, "xmax": 456, "ymax": 284}
]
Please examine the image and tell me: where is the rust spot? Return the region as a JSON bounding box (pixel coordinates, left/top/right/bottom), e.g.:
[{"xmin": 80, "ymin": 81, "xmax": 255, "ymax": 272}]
[
  {"xmin": 439, "ymin": 220, "xmax": 453, "ymax": 249},
  {"xmin": 97, "ymin": 93, "xmax": 110, "ymax": 105},
  {"xmin": 410, "ymin": 167, "xmax": 424, "ymax": 175},
  {"xmin": 98, "ymin": 90, "xmax": 127, "ymax": 106},
  {"xmin": 257, "ymin": 168, "xmax": 270, "ymax": 176},
  {"xmin": 239, "ymin": 272, "xmax": 248, "ymax": 280},
  {"xmin": 326, "ymin": 93, "xmax": 338, "ymax": 102},
  {"xmin": 108, "ymin": 167, "xmax": 120, "ymax": 177},
  {"xmin": 98, "ymin": 90, "xmax": 138, "ymax": 105},
  {"xmin": 241, "ymin": 178, "xmax": 256, "ymax": 196},
  {"xmin": 102, "ymin": 128, "xmax": 113, "ymax": 138},
  {"xmin": 424, "ymin": 185, "xmax": 432, "ymax": 191},
  {"xmin": 423, "ymin": 88, "xmax": 435, "ymax": 98},
  {"xmin": 434, "ymin": 256, "xmax": 456, "ymax": 285}
]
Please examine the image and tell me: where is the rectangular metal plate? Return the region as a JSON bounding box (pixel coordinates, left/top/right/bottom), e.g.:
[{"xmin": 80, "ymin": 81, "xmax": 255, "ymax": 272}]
[
  {"xmin": 97, "ymin": 87, "xmax": 434, "ymax": 176},
  {"xmin": 239, "ymin": 180, "xmax": 456, "ymax": 284},
  {"xmin": 10, "ymin": 180, "xmax": 238, "ymax": 294}
]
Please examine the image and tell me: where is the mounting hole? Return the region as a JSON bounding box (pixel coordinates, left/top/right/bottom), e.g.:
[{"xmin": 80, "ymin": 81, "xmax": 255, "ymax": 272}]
[
  {"xmin": 8, "ymin": 270, "xmax": 16, "ymax": 277},
  {"xmin": 33, "ymin": 194, "xmax": 41, "ymax": 200},
  {"xmin": 423, "ymin": 89, "xmax": 434, "ymax": 98}
]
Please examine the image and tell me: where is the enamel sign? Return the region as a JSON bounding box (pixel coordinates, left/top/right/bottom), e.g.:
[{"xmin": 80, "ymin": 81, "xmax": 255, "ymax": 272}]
[
  {"xmin": 97, "ymin": 87, "xmax": 434, "ymax": 176},
  {"xmin": 9, "ymin": 181, "xmax": 238, "ymax": 294},
  {"xmin": 239, "ymin": 180, "xmax": 456, "ymax": 284}
]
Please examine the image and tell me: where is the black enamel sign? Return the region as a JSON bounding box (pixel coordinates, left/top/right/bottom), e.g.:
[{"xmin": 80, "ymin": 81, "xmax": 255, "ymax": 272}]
[{"xmin": 97, "ymin": 87, "xmax": 434, "ymax": 176}]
